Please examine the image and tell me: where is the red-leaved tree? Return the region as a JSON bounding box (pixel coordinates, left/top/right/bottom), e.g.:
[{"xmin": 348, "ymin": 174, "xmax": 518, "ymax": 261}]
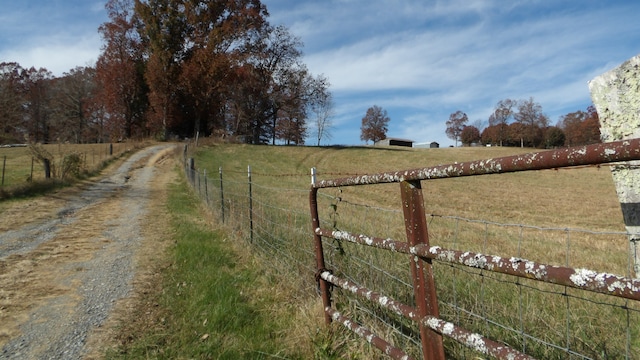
[{"xmin": 360, "ymin": 105, "xmax": 389, "ymax": 144}]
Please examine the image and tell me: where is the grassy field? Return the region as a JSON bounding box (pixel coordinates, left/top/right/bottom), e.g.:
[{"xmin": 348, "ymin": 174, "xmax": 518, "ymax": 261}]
[
  {"xmin": 106, "ymin": 176, "xmax": 332, "ymax": 359},
  {"xmin": 184, "ymin": 141, "xmax": 638, "ymax": 359},
  {"xmin": 0, "ymin": 142, "xmax": 140, "ymax": 199},
  {"xmin": 13, "ymin": 141, "xmax": 631, "ymax": 358}
]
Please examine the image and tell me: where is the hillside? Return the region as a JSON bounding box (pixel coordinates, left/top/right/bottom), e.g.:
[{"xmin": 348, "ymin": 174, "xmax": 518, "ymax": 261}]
[
  {"xmin": 185, "ymin": 142, "xmax": 637, "ymax": 358},
  {"xmin": 192, "ymin": 143, "xmax": 623, "ymax": 232}
]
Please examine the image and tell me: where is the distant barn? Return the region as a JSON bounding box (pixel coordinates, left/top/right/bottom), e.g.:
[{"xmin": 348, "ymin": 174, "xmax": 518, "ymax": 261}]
[
  {"xmin": 375, "ymin": 138, "xmax": 414, "ymax": 147},
  {"xmin": 413, "ymin": 141, "xmax": 440, "ymax": 148}
]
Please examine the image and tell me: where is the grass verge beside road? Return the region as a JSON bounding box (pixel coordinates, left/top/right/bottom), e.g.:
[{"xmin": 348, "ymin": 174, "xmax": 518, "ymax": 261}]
[{"xmin": 106, "ymin": 172, "xmax": 343, "ymax": 359}]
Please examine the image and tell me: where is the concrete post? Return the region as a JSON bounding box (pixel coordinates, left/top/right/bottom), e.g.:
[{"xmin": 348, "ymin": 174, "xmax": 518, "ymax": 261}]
[{"xmin": 589, "ymin": 54, "xmax": 640, "ymax": 277}]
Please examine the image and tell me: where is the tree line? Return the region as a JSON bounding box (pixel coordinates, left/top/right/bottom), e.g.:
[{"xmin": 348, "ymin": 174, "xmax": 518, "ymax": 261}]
[
  {"xmin": 446, "ymin": 97, "xmax": 601, "ymax": 148},
  {"xmin": 0, "ymin": 0, "xmax": 333, "ymax": 146}
]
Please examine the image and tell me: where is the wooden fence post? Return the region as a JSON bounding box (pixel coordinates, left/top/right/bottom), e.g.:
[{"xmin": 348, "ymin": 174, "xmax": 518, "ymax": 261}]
[{"xmin": 590, "ymin": 53, "xmax": 640, "ymax": 277}]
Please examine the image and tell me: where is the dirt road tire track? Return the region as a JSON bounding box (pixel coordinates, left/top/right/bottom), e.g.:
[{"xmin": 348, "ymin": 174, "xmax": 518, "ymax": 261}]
[{"xmin": 0, "ymin": 144, "xmax": 177, "ymax": 359}]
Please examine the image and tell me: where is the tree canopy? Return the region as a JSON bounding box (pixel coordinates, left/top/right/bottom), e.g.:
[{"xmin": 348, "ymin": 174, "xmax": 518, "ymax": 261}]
[
  {"xmin": 445, "ymin": 110, "xmax": 468, "ymax": 146},
  {"xmin": 0, "ymin": 0, "xmax": 331, "ymax": 145},
  {"xmin": 360, "ymin": 105, "xmax": 390, "ymax": 144},
  {"xmin": 478, "ymin": 98, "xmax": 600, "ymax": 149}
]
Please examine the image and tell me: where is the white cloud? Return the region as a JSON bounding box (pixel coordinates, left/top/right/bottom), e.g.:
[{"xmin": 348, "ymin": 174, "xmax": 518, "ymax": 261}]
[
  {"xmin": 0, "ymin": 1, "xmax": 106, "ymax": 75},
  {"xmin": 0, "ymin": 33, "xmax": 102, "ymax": 76}
]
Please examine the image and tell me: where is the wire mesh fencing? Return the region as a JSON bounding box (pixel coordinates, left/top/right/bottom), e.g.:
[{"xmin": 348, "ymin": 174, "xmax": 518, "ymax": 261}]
[{"xmin": 183, "ymin": 143, "xmax": 640, "ymax": 359}]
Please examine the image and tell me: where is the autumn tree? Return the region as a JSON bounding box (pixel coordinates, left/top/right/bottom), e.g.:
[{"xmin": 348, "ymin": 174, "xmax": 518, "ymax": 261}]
[
  {"xmin": 179, "ymin": 0, "xmax": 268, "ymax": 141},
  {"xmin": 481, "ymin": 124, "xmax": 500, "ymax": 145},
  {"xmin": 445, "ymin": 110, "xmax": 468, "ymax": 146},
  {"xmin": 135, "ymin": 0, "xmax": 186, "ymax": 139},
  {"xmin": 51, "ymin": 67, "xmax": 97, "ymax": 143},
  {"xmin": 107, "ymin": 0, "xmax": 329, "ymax": 144},
  {"xmin": 0, "ymin": 62, "xmax": 27, "ymax": 143},
  {"xmin": 360, "ymin": 105, "xmax": 389, "ymax": 144},
  {"xmin": 513, "ymin": 97, "xmax": 548, "ymax": 148},
  {"xmin": 275, "ymin": 70, "xmax": 312, "ymax": 145},
  {"xmin": 22, "ymin": 67, "xmax": 55, "ymax": 143},
  {"xmin": 488, "ymin": 99, "xmax": 516, "ymax": 146},
  {"xmin": 275, "ymin": 107, "xmax": 307, "ymax": 145},
  {"xmin": 96, "ymin": 0, "xmax": 148, "ymax": 140},
  {"xmin": 460, "ymin": 125, "xmax": 480, "ymax": 146},
  {"xmin": 544, "ymin": 126, "xmax": 565, "ymax": 148},
  {"xmin": 559, "ymin": 106, "xmax": 601, "ymax": 146}
]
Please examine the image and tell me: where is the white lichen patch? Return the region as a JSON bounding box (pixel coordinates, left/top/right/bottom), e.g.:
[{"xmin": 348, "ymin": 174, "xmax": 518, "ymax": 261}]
[
  {"xmin": 442, "ymin": 322, "xmax": 455, "ymax": 335},
  {"xmin": 570, "ymin": 268, "xmax": 598, "ymax": 287},
  {"xmin": 465, "ymin": 333, "xmax": 488, "ymax": 353},
  {"xmin": 425, "ymin": 317, "xmax": 440, "ymax": 330},
  {"xmin": 365, "ymin": 290, "xmax": 374, "ymax": 300},
  {"xmin": 509, "ymin": 257, "xmax": 524, "ymax": 271},
  {"xmin": 462, "ymin": 254, "xmax": 488, "ymax": 269},
  {"xmin": 365, "ymin": 334, "xmax": 374, "ymax": 343}
]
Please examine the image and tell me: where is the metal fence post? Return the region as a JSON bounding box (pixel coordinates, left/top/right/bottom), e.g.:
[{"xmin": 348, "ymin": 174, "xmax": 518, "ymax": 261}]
[
  {"xmin": 248, "ymin": 165, "xmax": 253, "ymax": 243},
  {"xmin": 219, "ymin": 166, "xmax": 225, "ymax": 223},
  {"xmin": 44, "ymin": 158, "xmax": 51, "ymax": 179},
  {"xmin": 310, "ymin": 167, "xmax": 332, "ymax": 324},
  {"xmin": 1, "ymin": 155, "xmax": 5, "ymax": 186},
  {"xmin": 203, "ymin": 169, "xmax": 208, "ymax": 205},
  {"xmin": 400, "ymin": 180, "xmax": 445, "ymax": 360},
  {"xmin": 188, "ymin": 158, "xmax": 195, "ymax": 185},
  {"xmin": 197, "ymin": 169, "xmax": 201, "ymax": 196},
  {"xmin": 183, "ymin": 144, "xmax": 188, "ymax": 164}
]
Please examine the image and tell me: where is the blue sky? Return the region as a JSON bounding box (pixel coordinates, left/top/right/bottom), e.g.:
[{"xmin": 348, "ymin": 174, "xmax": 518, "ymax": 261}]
[{"xmin": 2, "ymin": 1, "xmax": 640, "ymax": 146}]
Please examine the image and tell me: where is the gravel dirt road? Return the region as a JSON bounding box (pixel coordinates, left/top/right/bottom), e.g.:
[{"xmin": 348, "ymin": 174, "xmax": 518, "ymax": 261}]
[{"xmin": 0, "ymin": 144, "xmax": 178, "ymax": 360}]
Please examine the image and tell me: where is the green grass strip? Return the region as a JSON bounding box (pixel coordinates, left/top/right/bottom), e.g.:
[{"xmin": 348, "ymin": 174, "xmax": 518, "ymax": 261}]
[{"xmin": 108, "ymin": 176, "xmax": 304, "ymax": 359}]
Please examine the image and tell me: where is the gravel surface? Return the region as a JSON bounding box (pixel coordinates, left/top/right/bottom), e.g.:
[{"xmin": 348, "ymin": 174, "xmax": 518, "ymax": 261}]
[{"xmin": 0, "ymin": 144, "xmax": 175, "ymax": 360}]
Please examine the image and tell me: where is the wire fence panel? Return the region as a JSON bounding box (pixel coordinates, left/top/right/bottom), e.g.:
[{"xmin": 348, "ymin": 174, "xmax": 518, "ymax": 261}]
[
  {"xmin": 0, "ymin": 143, "xmax": 130, "ymax": 188},
  {"xmin": 311, "ymin": 139, "xmax": 640, "ymax": 360},
  {"xmin": 184, "ymin": 160, "xmax": 318, "ymax": 298},
  {"xmin": 183, "ymin": 139, "xmax": 640, "ymax": 360}
]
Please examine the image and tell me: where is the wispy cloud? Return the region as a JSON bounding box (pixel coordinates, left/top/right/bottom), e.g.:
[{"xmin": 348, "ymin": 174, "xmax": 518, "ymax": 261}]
[
  {"xmin": 0, "ymin": 1, "xmax": 106, "ymax": 76},
  {"xmin": 265, "ymin": 0, "xmax": 640, "ymax": 145},
  {"xmin": 2, "ymin": 0, "xmax": 639, "ymax": 146},
  {"xmin": 0, "ymin": 34, "xmax": 102, "ymax": 75}
]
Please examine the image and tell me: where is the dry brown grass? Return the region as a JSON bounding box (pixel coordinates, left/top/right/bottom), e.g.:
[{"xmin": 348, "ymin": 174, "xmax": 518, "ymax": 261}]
[
  {"xmin": 0, "ymin": 142, "xmax": 140, "ymax": 186},
  {"xmin": 190, "ymin": 142, "xmax": 639, "ymax": 359},
  {"xmin": 0, "ymin": 142, "xmax": 150, "ymax": 201}
]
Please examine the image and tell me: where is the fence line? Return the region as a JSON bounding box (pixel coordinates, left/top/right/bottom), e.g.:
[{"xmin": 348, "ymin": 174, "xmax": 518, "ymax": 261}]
[
  {"xmin": 311, "ymin": 139, "xmax": 640, "ymax": 359},
  {"xmin": 0, "ymin": 143, "xmax": 130, "ymax": 188},
  {"xmin": 183, "ymin": 141, "xmax": 640, "ymax": 359}
]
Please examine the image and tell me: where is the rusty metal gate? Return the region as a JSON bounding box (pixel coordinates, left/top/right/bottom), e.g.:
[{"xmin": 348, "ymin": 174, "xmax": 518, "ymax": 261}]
[{"xmin": 309, "ymin": 139, "xmax": 640, "ymax": 360}]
